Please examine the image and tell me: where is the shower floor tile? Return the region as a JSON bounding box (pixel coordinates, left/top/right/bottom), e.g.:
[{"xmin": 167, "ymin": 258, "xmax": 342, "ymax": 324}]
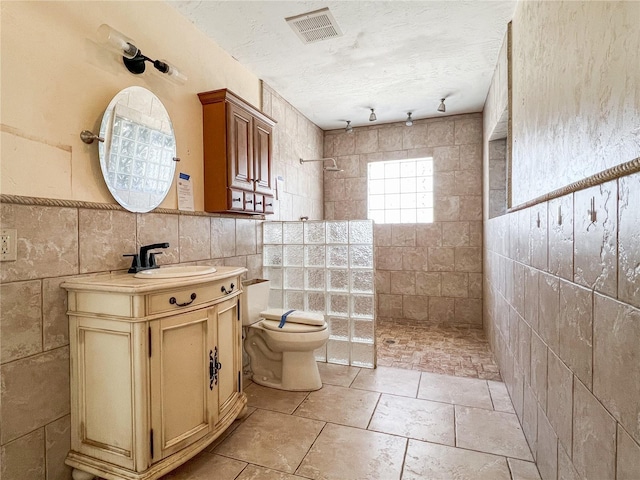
[{"xmin": 376, "ymin": 319, "xmax": 502, "ymax": 381}]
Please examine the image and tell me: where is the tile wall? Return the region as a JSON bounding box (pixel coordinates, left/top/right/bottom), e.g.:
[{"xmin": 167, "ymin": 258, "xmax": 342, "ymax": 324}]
[
  {"xmin": 482, "ymin": 3, "xmax": 640, "ymax": 478},
  {"xmin": 483, "ymin": 175, "xmax": 640, "ymax": 480},
  {"xmin": 323, "ymin": 114, "xmax": 484, "ymax": 326},
  {"xmin": 0, "ymin": 84, "xmax": 324, "ymax": 480}
]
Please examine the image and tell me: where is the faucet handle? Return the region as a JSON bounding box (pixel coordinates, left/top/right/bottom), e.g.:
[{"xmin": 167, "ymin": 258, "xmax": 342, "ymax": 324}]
[{"xmin": 123, "ymin": 254, "xmax": 141, "ymax": 273}]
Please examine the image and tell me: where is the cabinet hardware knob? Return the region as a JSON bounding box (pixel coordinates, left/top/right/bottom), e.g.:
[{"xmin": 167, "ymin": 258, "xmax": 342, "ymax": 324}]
[
  {"xmin": 246, "ymin": 199, "xmax": 253, "ymax": 204},
  {"xmin": 266, "ymin": 202, "xmax": 273, "ymax": 207},
  {"xmin": 256, "ymin": 201, "xmax": 262, "ymax": 206},
  {"xmin": 233, "ymin": 197, "xmax": 241, "ymax": 203},
  {"xmin": 169, "ymin": 292, "xmax": 197, "ymax": 307},
  {"xmin": 221, "ymin": 283, "xmax": 235, "ymax": 295}
]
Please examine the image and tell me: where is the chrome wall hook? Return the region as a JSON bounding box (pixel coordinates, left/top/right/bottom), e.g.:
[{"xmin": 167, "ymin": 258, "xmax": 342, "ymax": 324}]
[{"xmin": 80, "ymin": 130, "xmax": 104, "ymax": 144}]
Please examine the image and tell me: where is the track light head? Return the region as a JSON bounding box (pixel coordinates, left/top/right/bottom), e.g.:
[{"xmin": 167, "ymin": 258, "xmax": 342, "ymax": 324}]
[
  {"xmin": 437, "ymin": 98, "xmax": 446, "ymax": 113},
  {"xmin": 345, "ymin": 120, "xmax": 353, "ymax": 133},
  {"xmin": 405, "ymin": 112, "xmax": 413, "ymax": 127}
]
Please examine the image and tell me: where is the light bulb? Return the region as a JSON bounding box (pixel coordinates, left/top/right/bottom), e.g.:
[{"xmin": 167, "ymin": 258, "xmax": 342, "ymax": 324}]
[
  {"xmin": 97, "ymin": 24, "xmax": 139, "ymax": 59},
  {"xmin": 156, "ymin": 60, "xmax": 188, "ymax": 85}
]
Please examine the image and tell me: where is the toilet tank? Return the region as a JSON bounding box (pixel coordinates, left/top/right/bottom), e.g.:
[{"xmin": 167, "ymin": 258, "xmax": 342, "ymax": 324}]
[{"xmin": 241, "ymin": 279, "xmax": 271, "ymax": 326}]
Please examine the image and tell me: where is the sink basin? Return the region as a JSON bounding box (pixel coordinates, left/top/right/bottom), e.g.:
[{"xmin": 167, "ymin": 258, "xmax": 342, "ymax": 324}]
[{"xmin": 134, "ymin": 265, "xmax": 217, "ymax": 279}]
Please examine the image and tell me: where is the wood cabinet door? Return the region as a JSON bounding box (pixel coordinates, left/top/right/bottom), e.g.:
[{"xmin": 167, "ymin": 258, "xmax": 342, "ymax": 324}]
[
  {"xmin": 227, "ymin": 103, "xmax": 253, "ymax": 192},
  {"xmin": 213, "ymin": 297, "xmax": 242, "ymax": 425},
  {"xmin": 253, "ymin": 118, "xmax": 273, "ymax": 195},
  {"xmin": 150, "ymin": 309, "xmax": 215, "ymax": 461}
]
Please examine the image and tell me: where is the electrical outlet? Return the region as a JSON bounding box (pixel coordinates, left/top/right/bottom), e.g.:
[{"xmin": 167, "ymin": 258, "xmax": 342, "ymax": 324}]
[{"xmin": 1, "ymin": 229, "xmax": 18, "ymax": 261}]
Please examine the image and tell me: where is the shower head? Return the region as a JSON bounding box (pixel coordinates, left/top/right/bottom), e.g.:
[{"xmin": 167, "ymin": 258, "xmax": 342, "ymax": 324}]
[{"xmin": 299, "ymin": 157, "xmax": 342, "ymax": 172}]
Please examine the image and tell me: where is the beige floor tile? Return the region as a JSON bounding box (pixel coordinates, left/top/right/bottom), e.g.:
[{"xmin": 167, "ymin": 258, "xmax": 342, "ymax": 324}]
[
  {"xmin": 418, "ymin": 372, "xmax": 493, "ymax": 409},
  {"xmin": 350, "ymin": 366, "xmax": 421, "ymax": 397},
  {"xmin": 455, "ymin": 406, "xmax": 533, "ymax": 461},
  {"xmin": 161, "ymin": 452, "xmax": 246, "ymax": 479},
  {"xmin": 206, "ymin": 407, "xmax": 257, "ymax": 452},
  {"xmin": 214, "ymin": 410, "xmax": 324, "ymax": 473},
  {"xmin": 368, "ymin": 394, "xmax": 455, "ymax": 445},
  {"xmin": 294, "ymin": 384, "xmax": 379, "ymax": 428},
  {"xmin": 235, "ymin": 464, "xmax": 309, "ymax": 480},
  {"xmin": 402, "ymin": 439, "xmax": 511, "ymax": 480},
  {"xmin": 508, "ymin": 458, "xmax": 542, "ymax": 480},
  {"xmin": 317, "ymin": 362, "xmax": 361, "ymax": 387},
  {"xmin": 244, "ymin": 383, "xmax": 309, "ymax": 414},
  {"xmin": 488, "ymin": 380, "xmax": 516, "ymax": 413},
  {"xmin": 296, "ymin": 423, "xmax": 406, "ymax": 480}
]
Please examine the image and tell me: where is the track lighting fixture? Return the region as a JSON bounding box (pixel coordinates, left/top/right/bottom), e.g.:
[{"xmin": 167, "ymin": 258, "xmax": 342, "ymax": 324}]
[
  {"xmin": 437, "ymin": 98, "xmax": 446, "ymax": 113},
  {"xmin": 345, "ymin": 120, "xmax": 353, "ymax": 133},
  {"xmin": 97, "ymin": 24, "xmax": 187, "ymax": 84},
  {"xmin": 405, "ymin": 112, "xmax": 413, "ymax": 127},
  {"xmin": 369, "ymin": 108, "xmax": 377, "ymax": 122}
]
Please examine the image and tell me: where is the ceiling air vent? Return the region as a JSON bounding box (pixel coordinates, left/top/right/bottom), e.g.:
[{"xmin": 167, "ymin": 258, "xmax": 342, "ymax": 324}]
[{"xmin": 285, "ymin": 7, "xmax": 343, "ymax": 44}]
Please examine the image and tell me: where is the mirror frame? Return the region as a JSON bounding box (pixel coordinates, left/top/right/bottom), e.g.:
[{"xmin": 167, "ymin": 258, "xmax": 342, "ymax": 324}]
[{"xmin": 98, "ymin": 86, "xmax": 177, "ymax": 213}]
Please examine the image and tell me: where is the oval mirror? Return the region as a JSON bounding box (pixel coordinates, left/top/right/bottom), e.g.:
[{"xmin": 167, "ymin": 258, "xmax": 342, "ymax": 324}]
[{"xmin": 98, "ymin": 86, "xmax": 176, "ymax": 213}]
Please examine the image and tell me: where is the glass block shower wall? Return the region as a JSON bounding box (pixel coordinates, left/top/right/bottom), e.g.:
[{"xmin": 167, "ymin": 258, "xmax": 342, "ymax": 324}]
[{"xmin": 262, "ymin": 220, "xmax": 376, "ymax": 368}]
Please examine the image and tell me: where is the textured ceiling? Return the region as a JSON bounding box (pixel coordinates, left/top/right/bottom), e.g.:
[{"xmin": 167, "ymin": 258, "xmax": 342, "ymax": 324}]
[{"xmin": 169, "ymin": 1, "xmax": 516, "ymax": 130}]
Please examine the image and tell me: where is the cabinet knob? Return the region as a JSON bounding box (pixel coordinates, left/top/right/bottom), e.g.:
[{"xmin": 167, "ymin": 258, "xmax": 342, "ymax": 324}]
[
  {"xmin": 246, "ymin": 199, "xmax": 253, "ymax": 204},
  {"xmin": 233, "ymin": 197, "xmax": 241, "ymax": 203}
]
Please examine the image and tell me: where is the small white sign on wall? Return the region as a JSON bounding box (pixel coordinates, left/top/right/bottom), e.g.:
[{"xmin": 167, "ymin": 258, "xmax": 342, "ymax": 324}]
[{"xmin": 177, "ymin": 172, "xmax": 194, "ymax": 211}]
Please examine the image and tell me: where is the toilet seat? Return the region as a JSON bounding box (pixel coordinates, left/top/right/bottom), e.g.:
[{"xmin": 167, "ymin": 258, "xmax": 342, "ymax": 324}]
[{"xmin": 260, "ymin": 319, "xmax": 327, "ymax": 333}]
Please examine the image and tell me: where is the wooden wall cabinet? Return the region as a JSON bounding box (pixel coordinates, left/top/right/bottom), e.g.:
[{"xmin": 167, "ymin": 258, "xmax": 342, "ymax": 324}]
[
  {"xmin": 62, "ymin": 266, "xmax": 247, "ymax": 480},
  {"xmin": 198, "ymin": 89, "xmax": 276, "ymax": 215}
]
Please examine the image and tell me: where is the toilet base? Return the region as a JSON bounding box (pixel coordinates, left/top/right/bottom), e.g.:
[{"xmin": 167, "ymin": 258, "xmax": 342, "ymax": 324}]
[{"xmin": 252, "ymin": 351, "xmax": 322, "ymax": 391}]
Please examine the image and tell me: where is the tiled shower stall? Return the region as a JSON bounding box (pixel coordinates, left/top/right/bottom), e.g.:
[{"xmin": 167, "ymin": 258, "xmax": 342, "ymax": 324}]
[{"xmin": 262, "ymin": 220, "xmax": 376, "ymax": 368}]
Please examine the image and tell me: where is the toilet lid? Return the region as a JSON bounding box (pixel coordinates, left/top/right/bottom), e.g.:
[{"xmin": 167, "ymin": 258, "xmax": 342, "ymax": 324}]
[
  {"xmin": 260, "ymin": 308, "xmax": 325, "ymax": 326},
  {"xmin": 260, "ymin": 319, "xmax": 327, "ymax": 333}
]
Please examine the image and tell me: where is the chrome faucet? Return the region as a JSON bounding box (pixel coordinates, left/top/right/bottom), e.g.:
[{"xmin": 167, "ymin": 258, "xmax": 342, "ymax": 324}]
[{"xmin": 124, "ymin": 242, "xmax": 170, "ymax": 273}]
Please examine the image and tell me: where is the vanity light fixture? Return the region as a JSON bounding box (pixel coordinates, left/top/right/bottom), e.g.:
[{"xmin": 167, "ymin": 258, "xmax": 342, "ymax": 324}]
[
  {"xmin": 97, "ymin": 24, "xmax": 187, "ymax": 84},
  {"xmin": 437, "ymin": 98, "xmax": 446, "ymax": 113},
  {"xmin": 405, "ymin": 112, "xmax": 413, "ymax": 127},
  {"xmin": 345, "ymin": 120, "xmax": 353, "ymax": 133},
  {"xmin": 369, "ymin": 108, "xmax": 377, "ymax": 122}
]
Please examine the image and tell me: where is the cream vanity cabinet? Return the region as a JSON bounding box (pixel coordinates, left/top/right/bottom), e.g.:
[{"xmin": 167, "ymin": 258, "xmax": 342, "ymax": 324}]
[{"xmin": 62, "ymin": 266, "xmax": 247, "ymax": 480}]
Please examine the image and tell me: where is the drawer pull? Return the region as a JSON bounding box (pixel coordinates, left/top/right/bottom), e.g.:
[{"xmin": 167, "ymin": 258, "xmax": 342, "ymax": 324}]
[
  {"xmin": 233, "ymin": 197, "xmax": 241, "ymax": 203},
  {"xmin": 169, "ymin": 292, "xmax": 197, "ymax": 307},
  {"xmin": 221, "ymin": 283, "xmax": 235, "ymax": 295}
]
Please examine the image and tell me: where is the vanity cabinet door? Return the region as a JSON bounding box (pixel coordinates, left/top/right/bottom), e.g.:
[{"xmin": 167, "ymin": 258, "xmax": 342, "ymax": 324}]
[
  {"xmin": 149, "ymin": 309, "xmax": 215, "ymax": 461},
  {"xmin": 213, "ymin": 297, "xmax": 242, "ymax": 425},
  {"xmin": 253, "ymin": 118, "xmax": 273, "ymax": 195},
  {"xmin": 227, "ymin": 102, "xmax": 254, "ymax": 192}
]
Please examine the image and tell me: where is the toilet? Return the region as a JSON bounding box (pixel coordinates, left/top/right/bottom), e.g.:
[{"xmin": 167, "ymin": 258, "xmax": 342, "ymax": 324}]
[{"xmin": 242, "ymin": 279, "xmax": 329, "ymax": 391}]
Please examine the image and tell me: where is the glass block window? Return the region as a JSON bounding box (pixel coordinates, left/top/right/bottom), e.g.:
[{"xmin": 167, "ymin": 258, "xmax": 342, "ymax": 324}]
[{"xmin": 367, "ymin": 158, "xmax": 434, "ymax": 224}]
